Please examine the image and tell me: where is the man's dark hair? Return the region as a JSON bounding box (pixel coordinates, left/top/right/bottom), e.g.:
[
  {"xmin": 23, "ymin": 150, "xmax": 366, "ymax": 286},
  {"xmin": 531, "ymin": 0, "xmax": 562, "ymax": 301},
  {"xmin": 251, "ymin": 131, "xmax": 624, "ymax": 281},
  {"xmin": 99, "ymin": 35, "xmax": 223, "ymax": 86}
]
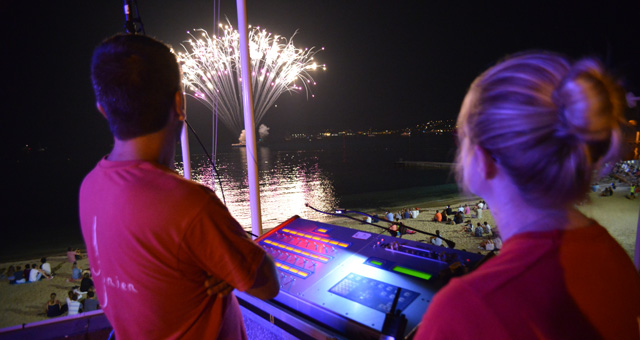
[
  {"xmin": 88, "ymin": 291, "xmax": 95, "ymax": 298},
  {"xmin": 91, "ymin": 34, "xmax": 181, "ymax": 140}
]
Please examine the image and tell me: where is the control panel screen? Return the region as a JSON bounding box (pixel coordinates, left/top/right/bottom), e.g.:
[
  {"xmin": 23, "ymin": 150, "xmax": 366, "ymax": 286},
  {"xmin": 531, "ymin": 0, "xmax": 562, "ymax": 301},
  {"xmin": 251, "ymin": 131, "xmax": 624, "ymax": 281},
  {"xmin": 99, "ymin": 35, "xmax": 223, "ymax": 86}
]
[{"xmin": 329, "ymin": 273, "xmax": 420, "ymax": 313}]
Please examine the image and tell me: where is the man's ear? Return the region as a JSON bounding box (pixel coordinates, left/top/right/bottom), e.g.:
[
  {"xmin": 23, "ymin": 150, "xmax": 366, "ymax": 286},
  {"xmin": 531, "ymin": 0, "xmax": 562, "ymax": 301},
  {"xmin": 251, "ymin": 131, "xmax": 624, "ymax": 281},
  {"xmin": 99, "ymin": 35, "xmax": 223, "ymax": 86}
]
[
  {"xmin": 96, "ymin": 102, "xmax": 107, "ymax": 119},
  {"xmin": 173, "ymin": 91, "xmax": 186, "ymax": 121},
  {"xmin": 476, "ymin": 145, "xmax": 498, "ymax": 180}
]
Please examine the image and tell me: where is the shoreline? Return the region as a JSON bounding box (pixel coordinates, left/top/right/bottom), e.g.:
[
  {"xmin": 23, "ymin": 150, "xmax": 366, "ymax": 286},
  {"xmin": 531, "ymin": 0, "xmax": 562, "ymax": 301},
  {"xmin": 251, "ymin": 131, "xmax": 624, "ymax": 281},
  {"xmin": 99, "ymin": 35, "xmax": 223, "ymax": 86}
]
[{"xmin": 1, "ymin": 182, "xmax": 637, "ymax": 329}]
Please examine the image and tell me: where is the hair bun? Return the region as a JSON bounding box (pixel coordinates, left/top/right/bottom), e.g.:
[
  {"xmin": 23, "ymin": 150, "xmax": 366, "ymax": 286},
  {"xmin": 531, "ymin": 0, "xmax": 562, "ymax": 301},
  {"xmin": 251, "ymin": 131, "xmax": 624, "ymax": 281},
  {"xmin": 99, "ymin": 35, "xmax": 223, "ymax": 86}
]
[{"xmin": 553, "ymin": 59, "xmax": 625, "ymax": 144}]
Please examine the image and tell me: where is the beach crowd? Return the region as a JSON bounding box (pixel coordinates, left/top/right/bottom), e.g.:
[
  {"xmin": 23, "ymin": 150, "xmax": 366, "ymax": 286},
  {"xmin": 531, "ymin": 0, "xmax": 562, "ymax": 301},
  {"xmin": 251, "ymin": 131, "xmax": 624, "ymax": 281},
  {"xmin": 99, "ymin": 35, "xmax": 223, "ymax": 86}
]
[{"xmin": 1, "ymin": 247, "xmax": 99, "ymax": 320}]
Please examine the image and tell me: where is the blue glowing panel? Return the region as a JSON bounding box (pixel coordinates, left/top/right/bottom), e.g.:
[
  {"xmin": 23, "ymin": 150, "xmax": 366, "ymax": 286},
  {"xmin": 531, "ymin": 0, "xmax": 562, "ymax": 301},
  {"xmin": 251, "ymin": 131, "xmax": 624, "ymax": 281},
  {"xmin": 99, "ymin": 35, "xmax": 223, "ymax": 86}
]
[{"xmin": 329, "ymin": 273, "xmax": 419, "ymax": 313}]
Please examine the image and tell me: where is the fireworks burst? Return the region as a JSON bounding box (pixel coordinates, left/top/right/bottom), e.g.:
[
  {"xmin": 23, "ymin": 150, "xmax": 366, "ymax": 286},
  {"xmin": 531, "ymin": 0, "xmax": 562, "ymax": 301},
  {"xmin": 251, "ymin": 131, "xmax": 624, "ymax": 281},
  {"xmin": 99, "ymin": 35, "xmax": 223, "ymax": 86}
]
[{"xmin": 176, "ymin": 23, "xmax": 326, "ymax": 135}]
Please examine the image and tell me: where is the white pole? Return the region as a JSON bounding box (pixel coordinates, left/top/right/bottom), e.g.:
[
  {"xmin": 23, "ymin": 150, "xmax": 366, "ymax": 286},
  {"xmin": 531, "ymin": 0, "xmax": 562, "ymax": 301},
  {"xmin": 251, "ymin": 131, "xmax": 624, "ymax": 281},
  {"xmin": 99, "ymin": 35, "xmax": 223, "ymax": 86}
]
[
  {"xmin": 236, "ymin": 0, "xmax": 263, "ymax": 237},
  {"xmin": 180, "ymin": 93, "xmax": 191, "ymax": 180}
]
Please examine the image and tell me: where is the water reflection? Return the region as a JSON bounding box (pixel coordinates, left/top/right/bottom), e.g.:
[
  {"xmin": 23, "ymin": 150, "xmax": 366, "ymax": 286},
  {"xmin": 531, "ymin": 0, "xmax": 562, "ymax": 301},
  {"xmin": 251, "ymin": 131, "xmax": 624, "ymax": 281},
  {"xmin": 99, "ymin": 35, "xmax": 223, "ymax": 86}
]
[{"xmin": 189, "ymin": 146, "xmax": 339, "ymax": 231}]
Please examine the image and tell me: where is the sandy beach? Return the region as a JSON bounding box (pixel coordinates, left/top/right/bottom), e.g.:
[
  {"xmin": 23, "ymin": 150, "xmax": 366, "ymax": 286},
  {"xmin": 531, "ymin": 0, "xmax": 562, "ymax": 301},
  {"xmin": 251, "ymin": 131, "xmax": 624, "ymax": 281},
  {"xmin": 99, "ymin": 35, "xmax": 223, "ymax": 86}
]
[{"xmin": 1, "ymin": 182, "xmax": 637, "ymax": 330}]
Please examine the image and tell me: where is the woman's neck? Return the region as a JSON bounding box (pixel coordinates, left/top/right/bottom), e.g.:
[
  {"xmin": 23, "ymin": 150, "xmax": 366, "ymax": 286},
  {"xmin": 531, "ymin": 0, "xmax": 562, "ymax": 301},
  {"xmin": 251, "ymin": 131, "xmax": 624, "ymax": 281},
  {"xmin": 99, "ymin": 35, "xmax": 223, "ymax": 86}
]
[{"xmin": 483, "ymin": 174, "xmax": 591, "ymax": 241}]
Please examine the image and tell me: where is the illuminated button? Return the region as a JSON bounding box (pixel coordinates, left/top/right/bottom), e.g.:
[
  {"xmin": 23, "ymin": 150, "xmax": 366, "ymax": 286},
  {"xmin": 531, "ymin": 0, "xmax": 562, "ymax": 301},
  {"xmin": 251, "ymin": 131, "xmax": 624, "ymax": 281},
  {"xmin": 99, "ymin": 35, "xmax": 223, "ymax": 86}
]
[
  {"xmin": 338, "ymin": 243, "xmax": 349, "ymax": 247},
  {"xmin": 299, "ymin": 272, "xmax": 309, "ymax": 277},
  {"xmin": 317, "ymin": 228, "xmax": 328, "ymax": 233},
  {"xmin": 329, "ymin": 241, "xmax": 339, "ymax": 245}
]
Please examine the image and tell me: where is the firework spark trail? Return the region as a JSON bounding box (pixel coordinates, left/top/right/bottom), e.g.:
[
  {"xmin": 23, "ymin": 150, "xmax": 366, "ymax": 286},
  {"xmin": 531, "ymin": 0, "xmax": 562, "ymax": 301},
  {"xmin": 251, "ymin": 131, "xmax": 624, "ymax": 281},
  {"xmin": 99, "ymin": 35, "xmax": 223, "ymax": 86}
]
[{"xmin": 176, "ymin": 23, "xmax": 325, "ymax": 135}]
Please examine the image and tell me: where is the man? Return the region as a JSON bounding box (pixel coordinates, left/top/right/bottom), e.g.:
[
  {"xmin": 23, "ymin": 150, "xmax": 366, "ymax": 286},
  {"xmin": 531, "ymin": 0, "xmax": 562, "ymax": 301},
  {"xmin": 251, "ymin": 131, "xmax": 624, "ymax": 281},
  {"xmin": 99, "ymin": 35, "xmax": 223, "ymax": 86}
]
[
  {"xmin": 430, "ymin": 230, "xmax": 443, "ymax": 246},
  {"xmin": 79, "ymin": 34, "xmax": 279, "ymax": 339},
  {"xmin": 432, "ymin": 210, "xmax": 442, "ymax": 222},
  {"xmin": 385, "ymin": 211, "xmax": 394, "ymax": 222},
  {"xmin": 483, "ymin": 221, "xmax": 492, "ymax": 235},
  {"xmin": 83, "ymin": 291, "xmax": 100, "ymax": 312},
  {"xmin": 66, "ymin": 291, "xmax": 82, "ymax": 315}
]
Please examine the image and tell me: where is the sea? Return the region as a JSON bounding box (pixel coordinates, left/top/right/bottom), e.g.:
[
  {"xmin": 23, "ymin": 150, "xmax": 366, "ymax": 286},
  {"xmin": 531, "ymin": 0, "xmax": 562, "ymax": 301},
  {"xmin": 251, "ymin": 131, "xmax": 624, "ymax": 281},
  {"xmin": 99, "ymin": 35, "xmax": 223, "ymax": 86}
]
[{"xmin": 3, "ymin": 133, "xmax": 460, "ymax": 263}]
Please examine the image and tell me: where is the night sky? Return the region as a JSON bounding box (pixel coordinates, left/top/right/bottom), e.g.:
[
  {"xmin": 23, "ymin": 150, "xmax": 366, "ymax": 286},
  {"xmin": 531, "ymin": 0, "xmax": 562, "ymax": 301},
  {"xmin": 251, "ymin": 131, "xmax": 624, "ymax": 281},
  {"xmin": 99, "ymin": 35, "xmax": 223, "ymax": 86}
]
[
  {"xmin": 3, "ymin": 0, "xmax": 639, "ymax": 155},
  {"xmin": 1, "ymin": 1, "xmax": 639, "ymax": 256}
]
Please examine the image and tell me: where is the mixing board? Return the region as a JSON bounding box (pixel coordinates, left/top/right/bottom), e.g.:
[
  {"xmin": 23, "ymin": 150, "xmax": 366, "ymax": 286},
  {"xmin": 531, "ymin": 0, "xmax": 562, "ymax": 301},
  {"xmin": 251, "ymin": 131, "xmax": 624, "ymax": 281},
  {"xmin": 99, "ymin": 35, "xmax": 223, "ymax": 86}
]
[{"xmin": 244, "ymin": 216, "xmax": 485, "ymax": 339}]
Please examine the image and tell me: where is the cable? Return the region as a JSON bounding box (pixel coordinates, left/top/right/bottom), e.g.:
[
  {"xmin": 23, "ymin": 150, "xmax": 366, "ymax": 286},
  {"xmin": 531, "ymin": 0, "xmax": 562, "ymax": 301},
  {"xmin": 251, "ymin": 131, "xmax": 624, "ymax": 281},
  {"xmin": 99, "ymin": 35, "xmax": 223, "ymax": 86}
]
[
  {"xmin": 185, "ymin": 120, "xmax": 226, "ymax": 205},
  {"xmin": 305, "ymin": 204, "xmax": 456, "ymax": 249}
]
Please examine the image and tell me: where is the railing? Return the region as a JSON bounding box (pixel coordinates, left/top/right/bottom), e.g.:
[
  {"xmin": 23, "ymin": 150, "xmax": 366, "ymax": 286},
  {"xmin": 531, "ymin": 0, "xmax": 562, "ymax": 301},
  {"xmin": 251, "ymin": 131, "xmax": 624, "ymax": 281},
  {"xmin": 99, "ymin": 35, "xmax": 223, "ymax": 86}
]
[{"xmin": 0, "ymin": 310, "xmax": 112, "ymax": 340}]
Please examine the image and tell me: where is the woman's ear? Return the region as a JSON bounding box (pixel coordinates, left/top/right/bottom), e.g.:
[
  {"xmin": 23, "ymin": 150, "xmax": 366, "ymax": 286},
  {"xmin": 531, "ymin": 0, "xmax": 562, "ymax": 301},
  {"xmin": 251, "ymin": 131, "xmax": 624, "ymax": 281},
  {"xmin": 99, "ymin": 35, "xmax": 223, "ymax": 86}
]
[{"xmin": 476, "ymin": 145, "xmax": 498, "ymax": 180}]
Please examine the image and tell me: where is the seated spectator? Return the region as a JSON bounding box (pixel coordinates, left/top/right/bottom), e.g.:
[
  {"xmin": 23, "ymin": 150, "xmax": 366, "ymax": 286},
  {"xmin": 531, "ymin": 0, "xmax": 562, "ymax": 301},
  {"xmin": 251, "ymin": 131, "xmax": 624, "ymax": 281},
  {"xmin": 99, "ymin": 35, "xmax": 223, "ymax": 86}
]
[
  {"xmin": 491, "ymin": 231, "xmax": 503, "ymax": 250},
  {"xmin": 41, "ymin": 257, "xmax": 52, "ymax": 276},
  {"xmin": 445, "ymin": 205, "xmax": 454, "ymax": 216},
  {"xmin": 70, "ymin": 262, "xmax": 82, "ymax": 282},
  {"xmin": 83, "ymin": 291, "xmax": 100, "ymax": 312},
  {"xmin": 483, "ymin": 222, "xmax": 492, "ymax": 235},
  {"xmin": 23, "ymin": 264, "xmax": 31, "ymax": 280},
  {"xmin": 474, "ymin": 223, "xmax": 484, "ymax": 237},
  {"xmin": 13, "ymin": 266, "xmax": 25, "ymax": 284},
  {"xmin": 6, "ymin": 265, "xmax": 16, "ymax": 284},
  {"xmin": 386, "ymin": 211, "xmax": 394, "ymax": 222},
  {"xmin": 458, "ymin": 206, "xmax": 464, "ymax": 213},
  {"xmin": 600, "ymin": 186, "xmax": 613, "ymax": 196},
  {"xmin": 66, "ymin": 291, "xmax": 82, "ymax": 315},
  {"xmin": 433, "ymin": 210, "xmax": 442, "ymax": 222},
  {"xmin": 403, "ymin": 209, "xmax": 411, "ymax": 219},
  {"xmin": 80, "ymin": 272, "xmax": 94, "ymax": 292},
  {"xmin": 388, "ymin": 224, "xmax": 416, "ymax": 238},
  {"xmin": 480, "ymin": 237, "xmax": 495, "ymax": 251},
  {"xmin": 75, "ymin": 249, "xmax": 84, "ymax": 260},
  {"xmin": 394, "ymin": 211, "xmax": 402, "ymax": 221},
  {"xmin": 454, "ymin": 212, "xmax": 464, "ymax": 225},
  {"xmin": 464, "ymin": 204, "xmax": 471, "ymax": 215},
  {"xmin": 29, "ymin": 263, "xmax": 52, "ymax": 281},
  {"xmin": 372, "ymin": 213, "xmax": 380, "ymax": 223},
  {"xmin": 431, "ymin": 230, "xmax": 444, "ymax": 246},
  {"xmin": 411, "ymin": 208, "xmax": 419, "ymax": 219},
  {"xmin": 46, "ymin": 293, "xmax": 63, "ymax": 317}
]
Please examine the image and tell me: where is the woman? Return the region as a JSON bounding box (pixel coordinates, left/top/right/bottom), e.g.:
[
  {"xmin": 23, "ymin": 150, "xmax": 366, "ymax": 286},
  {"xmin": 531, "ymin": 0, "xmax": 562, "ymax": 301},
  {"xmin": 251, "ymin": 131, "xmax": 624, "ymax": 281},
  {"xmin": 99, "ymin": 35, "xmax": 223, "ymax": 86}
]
[
  {"xmin": 415, "ymin": 52, "xmax": 640, "ymax": 339},
  {"xmin": 46, "ymin": 293, "xmax": 63, "ymax": 317}
]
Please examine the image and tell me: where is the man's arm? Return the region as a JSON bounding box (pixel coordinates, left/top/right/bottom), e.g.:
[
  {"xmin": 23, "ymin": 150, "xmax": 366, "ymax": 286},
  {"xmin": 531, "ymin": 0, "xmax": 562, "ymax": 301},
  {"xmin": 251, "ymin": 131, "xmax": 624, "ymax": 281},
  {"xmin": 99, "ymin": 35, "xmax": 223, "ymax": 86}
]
[{"xmin": 244, "ymin": 254, "xmax": 279, "ymax": 300}]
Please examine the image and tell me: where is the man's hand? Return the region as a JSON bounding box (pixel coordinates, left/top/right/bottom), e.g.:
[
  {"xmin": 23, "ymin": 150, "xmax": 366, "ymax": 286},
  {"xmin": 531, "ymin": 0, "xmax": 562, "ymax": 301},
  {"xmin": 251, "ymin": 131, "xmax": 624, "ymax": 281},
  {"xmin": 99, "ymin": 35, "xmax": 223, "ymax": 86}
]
[{"xmin": 204, "ymin": 276, "xmax": 234, "ymax": 297}]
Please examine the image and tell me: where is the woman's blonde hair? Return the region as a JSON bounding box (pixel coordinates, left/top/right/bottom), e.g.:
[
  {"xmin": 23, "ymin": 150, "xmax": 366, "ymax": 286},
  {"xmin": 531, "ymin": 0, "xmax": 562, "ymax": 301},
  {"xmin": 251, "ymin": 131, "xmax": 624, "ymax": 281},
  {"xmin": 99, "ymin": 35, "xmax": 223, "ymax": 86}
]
[{"xmin": 456, "ymin": 52, "xmax": 626, "ymax": 208}]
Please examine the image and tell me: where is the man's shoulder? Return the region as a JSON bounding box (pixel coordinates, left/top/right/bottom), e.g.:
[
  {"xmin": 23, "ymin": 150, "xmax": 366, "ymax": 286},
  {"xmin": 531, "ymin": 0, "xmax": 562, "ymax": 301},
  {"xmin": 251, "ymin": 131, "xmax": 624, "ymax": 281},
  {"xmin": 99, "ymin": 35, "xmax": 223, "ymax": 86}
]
[{"xmin": 83, "ymin": 159, "xmax": 215, "ymax": 201}]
